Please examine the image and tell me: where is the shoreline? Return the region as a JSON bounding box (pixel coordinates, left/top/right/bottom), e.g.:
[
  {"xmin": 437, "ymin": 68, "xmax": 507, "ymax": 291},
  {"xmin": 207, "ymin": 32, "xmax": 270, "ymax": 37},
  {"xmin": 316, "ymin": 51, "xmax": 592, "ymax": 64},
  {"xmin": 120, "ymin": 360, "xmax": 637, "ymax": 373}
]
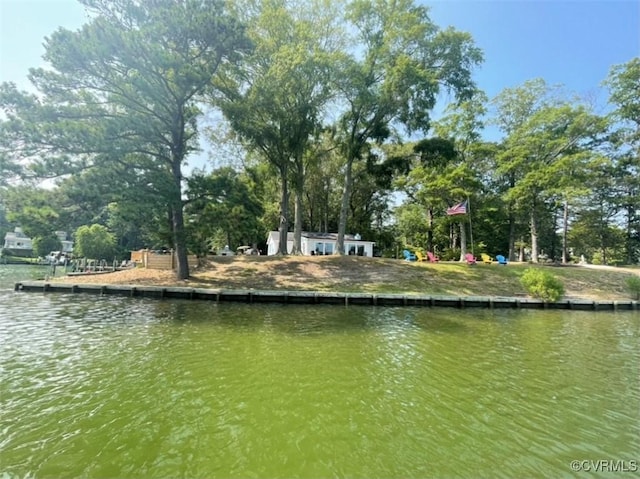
[
  {"xmin": 14, "ymin": 280, "xmax": 640, "ymax": 312},
  {"xmin": 7, "ymin": 255, "xmax": 640, "ymax": 302}
]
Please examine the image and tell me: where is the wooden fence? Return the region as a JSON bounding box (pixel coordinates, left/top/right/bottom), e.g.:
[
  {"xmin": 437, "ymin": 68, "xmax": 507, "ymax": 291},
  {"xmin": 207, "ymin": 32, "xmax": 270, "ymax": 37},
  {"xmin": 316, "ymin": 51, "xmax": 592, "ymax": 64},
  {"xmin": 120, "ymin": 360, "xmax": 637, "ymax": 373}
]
[{"xmin": 131, "ymin": 250, "xmax": 199, "ymax": 270}]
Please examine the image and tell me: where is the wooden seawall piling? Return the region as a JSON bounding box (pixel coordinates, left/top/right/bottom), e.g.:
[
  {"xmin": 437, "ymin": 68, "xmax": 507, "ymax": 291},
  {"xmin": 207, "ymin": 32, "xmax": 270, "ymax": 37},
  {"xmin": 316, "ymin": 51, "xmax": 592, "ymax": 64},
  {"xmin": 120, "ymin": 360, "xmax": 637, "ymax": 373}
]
[{"xmin": 13, "ymin": 281, "xmax": 640, "ymax": 311}]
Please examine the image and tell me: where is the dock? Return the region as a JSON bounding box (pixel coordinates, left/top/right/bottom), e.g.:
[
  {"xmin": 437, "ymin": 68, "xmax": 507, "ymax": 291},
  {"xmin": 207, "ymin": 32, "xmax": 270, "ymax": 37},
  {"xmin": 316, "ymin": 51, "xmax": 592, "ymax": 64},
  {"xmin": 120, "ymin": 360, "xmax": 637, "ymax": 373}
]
[{"xmin": 13, "ymin": 281, "xmax": 640, "ymax": 311}]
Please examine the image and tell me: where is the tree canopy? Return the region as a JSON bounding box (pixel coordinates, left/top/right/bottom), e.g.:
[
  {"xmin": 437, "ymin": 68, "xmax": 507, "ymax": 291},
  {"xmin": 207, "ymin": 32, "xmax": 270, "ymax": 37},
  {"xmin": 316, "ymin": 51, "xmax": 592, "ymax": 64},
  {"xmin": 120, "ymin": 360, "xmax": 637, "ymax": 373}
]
[
  {"xmin": 0, "ymin": 1, "xmax": 637, "ymax": 267},
  {"xmin": 0, "ymin": 0, "xmax": 251, "ymax": 278}
]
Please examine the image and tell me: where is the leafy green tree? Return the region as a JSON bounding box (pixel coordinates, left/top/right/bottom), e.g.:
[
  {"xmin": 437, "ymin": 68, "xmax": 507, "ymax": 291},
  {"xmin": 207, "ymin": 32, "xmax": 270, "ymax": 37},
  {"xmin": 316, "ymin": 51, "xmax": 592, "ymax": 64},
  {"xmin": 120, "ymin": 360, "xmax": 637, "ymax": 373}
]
[
  {"xmin": 349, "ymin": 151, "xmax": 407, "ymax": 241},
  {"xmin": 242, "ymin": 160, "xmax": 286, "ymax": 239},
  {"xmin": 433, "ymin": 91, "xmax": 488, "ymax": 162},
  {"xmin": 493, "ymin": 80, "xmax": 606, "ymax": 263},
  {"xmin": 184, "ymin": 168, "xmax": 264, "ymax": 256},
  {"xmin": 105, "ymin": 202, "xmax": 159, "ymax": 257},
  {"xmin": 604, "ymin": 58, "xmax": 640, "ymax": 141},
  {"xmin": 32, "ymin": 234, "xmax": 62, "ymax": 258},
  {"xmin": 604, "ymin": 58, "xmax": 640, "ymax": 264},
  {"xmin": 55, "ymin": 159, "xmax": 175, "ymax": 251},
  {"xmin": 395, "ymin": 203, "xmax": 430, "ymax": 251},
  {"xmin": 333, "ymin": 0, "xmax": 482, "ymax": 254},
  {"xmin": 301, "ymin": 133, "xmax": 344, "ymax": 233},
  {"xmin": 460, "ymin": 141, "xmax": 511, "ymax": 258},
  {"xmin": 0, "ymin": 0, "xmax": 251, "ymax": 279},
  {"xmin": 491, "ymin": 79, "xmax": 556, "ymax": 260},
  {"xmin": 429, "ymin": 93, "xmax": 501, "ymax": 258},
  {"xmin": 74, "ymin": 224, "xmax": 116, "ymax": 260},
  {"xmin": 394, "ymin": 138, "xmax": 464, "ymax": 254},
  {"xmin": 569, "ymin": 205, "xmax": 625, "ymax": 265},
  {"xmin": 0, "ymin": 202, "xmax": 9, "ymax": 246},
  {"xmin": 414, "ymin": 94, "xmax": 492, "ymax": 257},
  {"xmin": 0, "ymin": 152, "xmax": 23, "ymax": 187},
  {"xmin": 1, "ymin": 186, "xmax": 62, "ymax": 239},
  {"xmin": 216, "ymin": 0, "xmax": 340, "ymax": 255}
]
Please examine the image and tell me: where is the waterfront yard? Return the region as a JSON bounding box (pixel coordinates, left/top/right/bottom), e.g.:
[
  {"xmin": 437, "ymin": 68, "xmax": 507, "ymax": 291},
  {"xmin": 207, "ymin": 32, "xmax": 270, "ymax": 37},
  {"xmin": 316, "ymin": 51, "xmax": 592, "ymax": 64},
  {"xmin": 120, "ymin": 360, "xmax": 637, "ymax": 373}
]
[{"xmin": 53, "ymin": 255, "xmax": 640, "ymax": 301}]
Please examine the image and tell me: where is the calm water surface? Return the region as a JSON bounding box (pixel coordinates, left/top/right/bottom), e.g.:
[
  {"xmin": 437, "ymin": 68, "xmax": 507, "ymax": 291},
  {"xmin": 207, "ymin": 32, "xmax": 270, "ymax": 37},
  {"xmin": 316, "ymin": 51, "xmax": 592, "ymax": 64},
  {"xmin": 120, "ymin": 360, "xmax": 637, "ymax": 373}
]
[{"xmin": 1, "ymin": 265, "xmax": 639, "ymax": 478}]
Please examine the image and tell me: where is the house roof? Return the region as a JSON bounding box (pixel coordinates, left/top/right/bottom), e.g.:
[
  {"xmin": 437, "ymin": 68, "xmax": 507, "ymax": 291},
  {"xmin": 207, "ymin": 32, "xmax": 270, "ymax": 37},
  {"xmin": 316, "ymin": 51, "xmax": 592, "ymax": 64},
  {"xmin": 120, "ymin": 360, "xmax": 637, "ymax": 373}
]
[{"xmin": 267, "ymin": 231, "xmax": 373, "ymax": 243}]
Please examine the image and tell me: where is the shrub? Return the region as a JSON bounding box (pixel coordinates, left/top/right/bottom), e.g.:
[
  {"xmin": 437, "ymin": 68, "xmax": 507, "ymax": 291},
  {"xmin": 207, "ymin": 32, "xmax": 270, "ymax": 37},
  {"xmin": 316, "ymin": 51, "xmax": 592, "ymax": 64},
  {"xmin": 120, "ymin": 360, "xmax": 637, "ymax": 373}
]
[
  {"xmin": 626, "ymin": 276, "xmax": 640, "ymax": 300},
  {"xmin": 520, "ymin": 268, "xmax": 565, "ymax": 302},
  {"xmin": 74, "ymin": 224, "xmax": 116, "ymax": 260},
  {"xmin": 32, "ymin": 234, "xmax": 62, "ymax": 258},
  {"xmin": 440, "ymin": 248, "xmax": 460, "ymax": 261}
]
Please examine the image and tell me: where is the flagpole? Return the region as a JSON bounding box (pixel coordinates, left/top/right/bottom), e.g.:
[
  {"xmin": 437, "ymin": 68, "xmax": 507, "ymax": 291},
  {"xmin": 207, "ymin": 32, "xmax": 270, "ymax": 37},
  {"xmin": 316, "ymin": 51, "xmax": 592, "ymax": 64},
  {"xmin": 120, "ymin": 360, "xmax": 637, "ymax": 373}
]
[{"xmin": 467, "ymin": 196, "xmax": 474, "ymax": 256}]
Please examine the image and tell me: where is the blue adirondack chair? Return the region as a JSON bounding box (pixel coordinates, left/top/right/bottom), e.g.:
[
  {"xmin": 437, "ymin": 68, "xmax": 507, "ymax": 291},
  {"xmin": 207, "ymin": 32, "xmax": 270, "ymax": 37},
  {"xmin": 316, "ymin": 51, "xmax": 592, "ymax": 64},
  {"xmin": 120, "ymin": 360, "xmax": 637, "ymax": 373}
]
[
  {"xmin": 403, "ymin": 249, "xmax": 417, "ymax": 261},
  {"xmin": 496, "ymin": 254, "xmax": 508, "ymax": 265}
]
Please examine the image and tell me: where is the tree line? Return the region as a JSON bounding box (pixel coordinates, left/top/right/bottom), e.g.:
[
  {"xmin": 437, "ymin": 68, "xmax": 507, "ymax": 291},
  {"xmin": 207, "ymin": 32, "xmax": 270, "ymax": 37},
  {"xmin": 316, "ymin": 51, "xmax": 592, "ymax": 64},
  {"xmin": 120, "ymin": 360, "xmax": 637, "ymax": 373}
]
[{"xmin": 0, "ymin": 0, "xmax": 637, "ymax": 279}]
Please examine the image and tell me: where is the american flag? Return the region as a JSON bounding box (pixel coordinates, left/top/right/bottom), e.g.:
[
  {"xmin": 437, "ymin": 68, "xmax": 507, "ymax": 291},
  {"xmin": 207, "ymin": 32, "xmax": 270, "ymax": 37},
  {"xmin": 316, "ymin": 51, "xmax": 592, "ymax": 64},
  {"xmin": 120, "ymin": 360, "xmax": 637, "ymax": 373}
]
[{"xmin": 446, "ymin": 200, "xmax": 468, "ymax": 215}]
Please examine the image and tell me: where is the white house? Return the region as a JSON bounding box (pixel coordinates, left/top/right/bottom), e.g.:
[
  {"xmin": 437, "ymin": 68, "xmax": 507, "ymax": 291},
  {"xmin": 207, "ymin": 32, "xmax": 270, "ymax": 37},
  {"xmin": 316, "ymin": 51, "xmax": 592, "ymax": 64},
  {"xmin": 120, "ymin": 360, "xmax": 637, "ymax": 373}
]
[
  {"xmin": 2, "ymin": 227, "xmax": 33, "ymax": 251},
  {"xmin": 55, "ymin": 231, "xmax": 74, "ymax": 253},
  {"xmin": 266, "ymin": 231, "xmax": 375, "ymax": 257},
  {"xmin": 2, "ymin": 228, "xmax": 73, "ymax": 255}
]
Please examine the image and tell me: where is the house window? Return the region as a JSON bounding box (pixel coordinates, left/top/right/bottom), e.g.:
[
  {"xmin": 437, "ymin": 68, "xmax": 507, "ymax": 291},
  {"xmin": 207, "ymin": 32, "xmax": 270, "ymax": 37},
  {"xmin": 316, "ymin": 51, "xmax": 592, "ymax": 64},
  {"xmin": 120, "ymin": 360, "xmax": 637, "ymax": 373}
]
[
  {"xmin": 346, "ymin": 244, "xmax": 365, "ymax": 255},
  {"xmin": 314, "ymin": 242, "xmax": 334, "ymax": 255}
]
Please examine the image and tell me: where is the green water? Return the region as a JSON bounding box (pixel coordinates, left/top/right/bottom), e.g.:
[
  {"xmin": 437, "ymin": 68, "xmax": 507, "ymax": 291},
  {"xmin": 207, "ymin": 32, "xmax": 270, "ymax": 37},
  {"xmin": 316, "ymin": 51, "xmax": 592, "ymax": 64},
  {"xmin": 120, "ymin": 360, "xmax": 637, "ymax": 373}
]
[{"xmin": 1, "ymin": 266, "xmax": 639, "ymax": 478}]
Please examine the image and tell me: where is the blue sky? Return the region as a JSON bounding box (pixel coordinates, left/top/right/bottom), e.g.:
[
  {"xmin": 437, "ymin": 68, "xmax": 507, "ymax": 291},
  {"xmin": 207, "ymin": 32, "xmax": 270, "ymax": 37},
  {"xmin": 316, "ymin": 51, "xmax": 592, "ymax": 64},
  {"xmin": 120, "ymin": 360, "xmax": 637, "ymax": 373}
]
[
  {"xmin": 428, "ymin": 0, "xmax": 639, "ymax": 105},
  {"xmin": 1, "ymin": 0, "xmax": 638, "ymax": 148},
  {"xmin": 1, "ymin": 1, "xmax": 88, "ymax": 87}
]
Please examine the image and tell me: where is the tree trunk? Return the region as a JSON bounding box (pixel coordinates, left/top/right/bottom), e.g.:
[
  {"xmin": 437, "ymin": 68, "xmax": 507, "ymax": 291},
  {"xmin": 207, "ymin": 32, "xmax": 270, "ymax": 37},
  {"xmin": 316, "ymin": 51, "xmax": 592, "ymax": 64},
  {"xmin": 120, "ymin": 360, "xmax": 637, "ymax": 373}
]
[
  {"xmin": 518, "ymin": 236, "xmax": 525, "ymax": 262},
  {"xmin": 508, "ymin": 214, "xmax": 516, "ymax": 262},
  {"xmin": 278, "ymin": 171, "xmax": 290, "ymax": 255},
  {"xmin": 626, "ymin": 205, "xmax": 636, "ymax": 264},
  {"xmin": 449, "ymin": 223, "xmax": 458, "ymax": 250},
  {"xmin": 459, "ymin": 221, "xmax": 467, "ymax": 261},
  {"xmin": 292, "ymin": 160, "xmax": 304, "ymax": 255},
  {"xmin": 170, "ymin": 156, "xmax": 189, "ymax": 280},
  {"xmin": 507, "ymin": 176, "xmax": 517, "ymax": 261},
  {"xmin": 562, "ymin": 199, "xmax": 569, "ymax": 264},
  {"xmin": 292, "ymin": 190, "xmax": 303, "ymax": 254},
  {"xmin": 321, "ymin": 180, "xmax": 328, "ymax": 232},
  {"xmin": 172, "ymin": 203, "xmax": 189, "ymax": 280},
  {"xmin": 426, "ymin": 207, "xmax": 434, "ymax": 252},
  {"xmin": 530, "ymin": 209, "xmax": 539, "ymax": 263},
  {"xmin": 599, "ymin": 217, "xmax": 607, "ymax": 265},
  {"xmin": 335, "ymin": 156, "xmax": 354, "ymax": 255}
]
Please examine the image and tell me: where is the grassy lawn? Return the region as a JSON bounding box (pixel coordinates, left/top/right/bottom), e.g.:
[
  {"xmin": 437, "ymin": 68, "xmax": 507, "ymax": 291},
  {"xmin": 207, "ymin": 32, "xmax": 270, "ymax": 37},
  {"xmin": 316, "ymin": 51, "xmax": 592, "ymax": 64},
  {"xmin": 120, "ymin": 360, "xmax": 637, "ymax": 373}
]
[
  {"xmin": 1, "ymin": 255, "xmax": 45, "ymax": 265},
  {"xmin": 58, "ymin": 255, "xmax": 640, "ymax": 302},
  {"xmin": 305, "ymin": 258, "xmax": 637, "ymax": 300}
]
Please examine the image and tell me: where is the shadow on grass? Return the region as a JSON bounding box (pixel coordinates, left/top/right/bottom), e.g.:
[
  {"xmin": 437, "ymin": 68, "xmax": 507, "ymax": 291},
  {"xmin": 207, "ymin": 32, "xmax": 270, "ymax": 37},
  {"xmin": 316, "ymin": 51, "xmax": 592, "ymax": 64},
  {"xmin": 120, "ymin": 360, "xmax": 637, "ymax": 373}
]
[{"xmin": 185, "ymin": 255, "xmax": 636, "ymax": 300}]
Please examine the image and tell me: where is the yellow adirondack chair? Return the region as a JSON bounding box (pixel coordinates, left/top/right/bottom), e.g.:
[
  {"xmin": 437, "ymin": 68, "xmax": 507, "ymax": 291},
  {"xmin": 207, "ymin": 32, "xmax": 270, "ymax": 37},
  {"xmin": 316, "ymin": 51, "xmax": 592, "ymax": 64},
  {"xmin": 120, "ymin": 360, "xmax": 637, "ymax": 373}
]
[
  {"xmin": 481, "ymin": 253, "xmax": 493, "ymax": 264},
  {"xmin": 415, "ymin": 251, "xmax": 426, "ymax": 262}
]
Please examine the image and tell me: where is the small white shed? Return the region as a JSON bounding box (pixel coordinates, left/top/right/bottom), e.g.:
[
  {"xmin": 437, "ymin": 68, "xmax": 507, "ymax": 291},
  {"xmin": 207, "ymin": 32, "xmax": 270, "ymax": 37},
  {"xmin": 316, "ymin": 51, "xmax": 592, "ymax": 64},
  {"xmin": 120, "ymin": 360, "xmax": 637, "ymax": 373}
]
[{"xmin": 266, "ymin": 231, "xmax": 375, "ymax": 257}]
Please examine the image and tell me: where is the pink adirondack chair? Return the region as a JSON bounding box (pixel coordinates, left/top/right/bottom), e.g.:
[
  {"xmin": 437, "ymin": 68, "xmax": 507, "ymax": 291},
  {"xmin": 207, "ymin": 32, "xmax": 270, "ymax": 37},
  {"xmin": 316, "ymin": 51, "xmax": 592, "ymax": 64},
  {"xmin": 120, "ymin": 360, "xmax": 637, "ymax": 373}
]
[
  {"xmin": 465, "ymin": 253, "xmax": 477, "ymax": 265},
  {"xmin": 426, "ymin": 251, "xmax": 439, "ymax": 263}
]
